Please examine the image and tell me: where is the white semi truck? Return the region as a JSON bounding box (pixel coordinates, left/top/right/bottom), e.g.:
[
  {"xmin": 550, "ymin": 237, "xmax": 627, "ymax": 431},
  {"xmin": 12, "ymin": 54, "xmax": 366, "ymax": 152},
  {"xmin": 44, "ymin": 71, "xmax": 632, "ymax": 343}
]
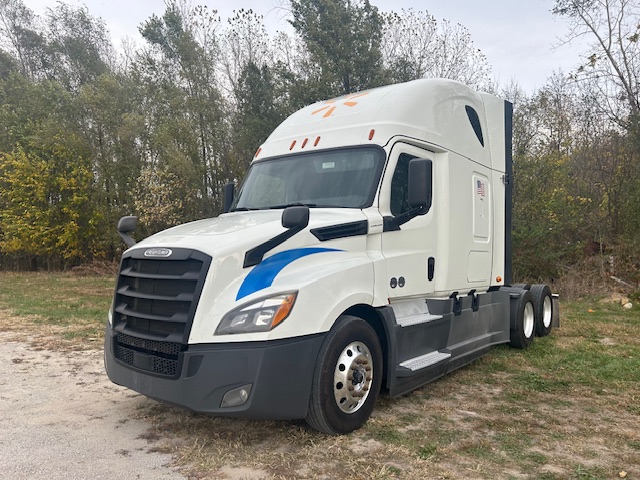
[{"xmin": 104, "ymin": 79, "xmax": 558, "ymax": 435}]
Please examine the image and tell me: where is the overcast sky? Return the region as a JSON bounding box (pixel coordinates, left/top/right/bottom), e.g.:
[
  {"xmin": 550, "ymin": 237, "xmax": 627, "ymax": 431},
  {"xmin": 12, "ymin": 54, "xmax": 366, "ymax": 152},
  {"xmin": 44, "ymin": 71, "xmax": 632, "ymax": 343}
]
[{"xmin": 24, "ymin": 0, "xmax": 590, "ymax": 92}]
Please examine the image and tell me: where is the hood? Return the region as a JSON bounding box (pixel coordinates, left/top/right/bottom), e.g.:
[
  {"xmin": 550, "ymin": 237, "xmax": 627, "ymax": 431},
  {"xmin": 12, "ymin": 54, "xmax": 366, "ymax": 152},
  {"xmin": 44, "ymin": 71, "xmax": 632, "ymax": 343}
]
[
  {"xmin": 121, "ymin": 207, "xmax": 377, "ymax": 345},
  {"xmin": 128, "ymin": 208, "xmax": 369, "ymax": 259}
]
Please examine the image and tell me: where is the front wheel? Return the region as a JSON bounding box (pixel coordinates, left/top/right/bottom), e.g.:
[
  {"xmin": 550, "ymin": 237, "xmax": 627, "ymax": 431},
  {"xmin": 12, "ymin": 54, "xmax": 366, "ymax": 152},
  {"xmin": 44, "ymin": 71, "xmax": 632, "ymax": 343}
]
[{"xmin": 306, "ymin": 315, "xmax": 383, "ymax": 435}]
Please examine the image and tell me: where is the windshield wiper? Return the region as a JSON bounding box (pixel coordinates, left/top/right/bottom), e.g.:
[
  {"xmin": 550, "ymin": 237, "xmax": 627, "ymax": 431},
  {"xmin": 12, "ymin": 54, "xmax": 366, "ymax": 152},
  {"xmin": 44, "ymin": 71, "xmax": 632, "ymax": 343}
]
[
  {"xmin": 268, "ymin": 202, "xmax": 317, "ymax": 209},
  {"xmin": 230, "ymin": 207, "xmax": 260, "ymax": 212}
]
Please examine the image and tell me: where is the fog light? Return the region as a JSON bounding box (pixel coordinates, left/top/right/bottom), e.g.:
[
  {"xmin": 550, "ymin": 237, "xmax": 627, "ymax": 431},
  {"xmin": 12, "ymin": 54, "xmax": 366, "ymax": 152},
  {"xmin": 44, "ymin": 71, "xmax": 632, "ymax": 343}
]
[{"xmin": 221, "ymin": 384, "xmax": 252, "ymax": 408}]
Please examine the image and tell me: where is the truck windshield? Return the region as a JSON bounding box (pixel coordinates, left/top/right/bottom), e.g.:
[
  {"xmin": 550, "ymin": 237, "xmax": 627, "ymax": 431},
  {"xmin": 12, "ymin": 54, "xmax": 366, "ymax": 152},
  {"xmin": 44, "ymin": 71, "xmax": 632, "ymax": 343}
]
[{"xmin": 231, "ymin": 147, "xmax": 385, "ymax": 210}]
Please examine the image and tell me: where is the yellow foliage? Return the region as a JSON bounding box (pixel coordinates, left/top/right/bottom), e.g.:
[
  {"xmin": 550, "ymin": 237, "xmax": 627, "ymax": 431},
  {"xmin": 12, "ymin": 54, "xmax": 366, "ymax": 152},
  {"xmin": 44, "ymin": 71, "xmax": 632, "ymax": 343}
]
[{"xmin": 0, "ymin": 146, "xmax": 100, "ymax": 262}]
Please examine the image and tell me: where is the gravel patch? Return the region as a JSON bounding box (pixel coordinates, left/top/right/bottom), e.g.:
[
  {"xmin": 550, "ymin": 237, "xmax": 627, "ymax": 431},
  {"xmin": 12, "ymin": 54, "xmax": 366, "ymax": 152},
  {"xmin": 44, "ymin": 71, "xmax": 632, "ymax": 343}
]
[{"xmin": 0, "ymin": 335, "xmax": 185, "ymax": 480}]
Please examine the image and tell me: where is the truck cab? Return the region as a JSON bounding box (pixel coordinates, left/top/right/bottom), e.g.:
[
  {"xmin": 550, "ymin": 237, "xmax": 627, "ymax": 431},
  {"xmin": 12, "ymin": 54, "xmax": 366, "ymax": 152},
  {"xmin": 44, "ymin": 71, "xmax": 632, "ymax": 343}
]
[{"xmin": 104, "ymin": 79, "xmax": 556, "ymax": 434}]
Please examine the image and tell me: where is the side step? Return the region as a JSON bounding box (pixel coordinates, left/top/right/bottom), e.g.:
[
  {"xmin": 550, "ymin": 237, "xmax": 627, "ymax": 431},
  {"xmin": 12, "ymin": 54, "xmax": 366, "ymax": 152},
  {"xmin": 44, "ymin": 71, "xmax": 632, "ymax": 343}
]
[
  {"xmin": 396, "ymin": 313, "xmax": 443, "ymax": 327},
  {"xmin": 390, "ymin": 299, "xmax": 444, "ymax": 327},
  {"xmin": 399, "ymin": 350, "xmax": 451, "ymax": 372}
]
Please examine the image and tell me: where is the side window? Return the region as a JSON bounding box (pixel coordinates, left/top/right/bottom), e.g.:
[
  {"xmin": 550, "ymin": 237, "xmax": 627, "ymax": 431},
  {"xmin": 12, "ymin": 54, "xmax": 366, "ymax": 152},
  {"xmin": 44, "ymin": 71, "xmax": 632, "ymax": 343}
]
[{"xmin": 390, "ymin": 153, "xmax": 416, "ymax": 216}]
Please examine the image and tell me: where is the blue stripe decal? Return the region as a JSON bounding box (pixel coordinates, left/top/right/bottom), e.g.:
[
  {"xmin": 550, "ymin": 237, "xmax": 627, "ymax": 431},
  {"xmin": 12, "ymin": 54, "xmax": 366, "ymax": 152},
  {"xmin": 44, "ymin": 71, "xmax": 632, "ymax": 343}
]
[{"xmin": 236, "ymin": 247, "xmax": 341, "ymax": 300}]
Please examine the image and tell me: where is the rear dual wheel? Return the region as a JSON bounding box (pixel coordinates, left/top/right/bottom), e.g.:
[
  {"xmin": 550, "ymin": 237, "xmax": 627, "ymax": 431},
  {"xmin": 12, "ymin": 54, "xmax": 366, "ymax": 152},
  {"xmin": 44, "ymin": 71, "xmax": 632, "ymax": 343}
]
[
  {"xmin": 531, "ymin": 284, "xmax": 553, "ymax": 337},
  {"xmin": 510, "ymin": 283, "xmax": 554, "ymax": 340},
  {"xmin": 509, "ymin": 290, "xmax": 535, "ymax": 349}
]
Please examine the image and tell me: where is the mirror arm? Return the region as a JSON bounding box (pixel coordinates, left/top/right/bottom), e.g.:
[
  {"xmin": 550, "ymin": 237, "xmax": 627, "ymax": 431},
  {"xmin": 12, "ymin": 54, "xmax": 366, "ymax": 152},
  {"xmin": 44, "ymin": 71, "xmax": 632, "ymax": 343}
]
[
  {"xmin": 243, "ymin": 206, "xmax": 310, "ymax": 268},
  {"xmin": 223, "ymin": 182, "xmax": 234, "ymax": 213},
  {"xmin": 118, "ymin": 231, "xmax": 137, "ymax": 247},
  {"xmin": 117, "ymin": 216, "xmax": 138, "ymax": 247},
  {"xmin": 383, "ymin": 206, "xmax": 427, "ymax": 232}
]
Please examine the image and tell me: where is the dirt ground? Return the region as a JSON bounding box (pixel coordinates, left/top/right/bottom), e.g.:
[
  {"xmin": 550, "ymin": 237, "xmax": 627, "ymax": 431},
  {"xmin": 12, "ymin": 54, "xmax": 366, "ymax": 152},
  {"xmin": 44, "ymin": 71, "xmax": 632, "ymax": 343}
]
[{"xmin": 0, "ymin": 333, "xmax": 186, "ymax": 480}]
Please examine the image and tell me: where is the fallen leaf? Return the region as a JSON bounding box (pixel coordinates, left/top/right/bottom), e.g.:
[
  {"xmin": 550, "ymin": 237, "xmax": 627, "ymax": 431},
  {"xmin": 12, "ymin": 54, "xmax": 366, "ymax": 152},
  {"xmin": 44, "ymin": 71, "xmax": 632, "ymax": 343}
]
[
  {"xmin": 619, "ymin": 471, "xmax": 627, "ymax": 478},
  {"xmin": 588, "ymin": 309, "xmax": 595, "ymax": 313}
]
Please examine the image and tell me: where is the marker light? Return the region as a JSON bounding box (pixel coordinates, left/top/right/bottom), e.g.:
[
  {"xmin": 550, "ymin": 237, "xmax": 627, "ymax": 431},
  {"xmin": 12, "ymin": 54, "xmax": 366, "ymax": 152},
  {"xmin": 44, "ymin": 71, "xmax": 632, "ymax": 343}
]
[{"xmin": 215, "ymin": 292, "xmax": 297, "ymax": 335}]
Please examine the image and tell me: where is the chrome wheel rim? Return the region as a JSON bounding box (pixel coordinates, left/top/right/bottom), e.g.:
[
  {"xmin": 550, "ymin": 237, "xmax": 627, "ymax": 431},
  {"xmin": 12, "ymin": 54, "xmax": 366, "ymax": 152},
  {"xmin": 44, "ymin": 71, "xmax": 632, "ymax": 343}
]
[
  {"xmin": 543, "ymin": 296, "xmax": 552, "ymax": 328},
  {"xmin": 333, "ymin": 341, "xmax": 373, "ymax": 414},
  {"xmin": 524, "ymin": 302, "xmax": 535, "ymax": 338}
]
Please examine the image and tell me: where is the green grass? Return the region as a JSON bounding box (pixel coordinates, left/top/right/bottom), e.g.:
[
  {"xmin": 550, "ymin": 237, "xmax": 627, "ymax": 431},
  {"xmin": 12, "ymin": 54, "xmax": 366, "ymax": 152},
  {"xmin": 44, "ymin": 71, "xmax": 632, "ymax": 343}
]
[
  {"xmin": 0, "ymin": 272, "xmax": 113, "ymax": 321},
  {"xmin": 360, "ymin": 297, "xmax": 639, "ymax": 479},
  {"xmin": 0, "ymin": 272, "xmax": 114, "ymax": 346},
  {"xmin": 0, "ymin": 273, "xmax": 638, "ymax": 479}
]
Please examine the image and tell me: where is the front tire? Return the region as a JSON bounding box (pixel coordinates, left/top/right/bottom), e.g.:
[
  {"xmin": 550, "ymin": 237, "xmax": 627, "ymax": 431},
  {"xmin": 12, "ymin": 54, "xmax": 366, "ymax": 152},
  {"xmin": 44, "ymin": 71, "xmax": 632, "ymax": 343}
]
[{"xmin": 306, "ymin": 315, "xmax": 383, "ymax": 435}]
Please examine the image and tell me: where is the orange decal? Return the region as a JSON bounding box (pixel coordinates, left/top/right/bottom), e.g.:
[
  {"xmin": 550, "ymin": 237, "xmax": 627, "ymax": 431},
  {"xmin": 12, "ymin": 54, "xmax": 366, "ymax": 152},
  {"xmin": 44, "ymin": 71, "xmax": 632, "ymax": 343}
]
[
  {"xmin": 323, "ymin": 106, "xmax": 336, "ymax": 118},
  {"xmin": 311, "ymin": 92, "xmax": 369, "ymax": 118},
  {"xmin": 312, "ymin": 105, "xmax": 331, "ymax": 115}
]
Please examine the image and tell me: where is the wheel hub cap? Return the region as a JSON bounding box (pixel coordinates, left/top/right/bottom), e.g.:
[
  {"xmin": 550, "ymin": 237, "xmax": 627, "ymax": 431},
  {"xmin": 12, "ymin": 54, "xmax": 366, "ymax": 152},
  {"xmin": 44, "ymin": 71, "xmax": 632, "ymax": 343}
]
[{"xmin": 333, "ymin": 341, "xmax": 373, "ymax": 414}]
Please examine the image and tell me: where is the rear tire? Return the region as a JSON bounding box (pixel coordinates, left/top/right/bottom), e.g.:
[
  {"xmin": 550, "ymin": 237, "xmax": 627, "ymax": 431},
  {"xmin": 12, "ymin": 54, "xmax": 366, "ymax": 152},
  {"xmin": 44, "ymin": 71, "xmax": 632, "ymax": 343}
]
[
  {"xmin": 306, "ymin": 315, "xmax": 383, "ymax": 435},
  {"xmin": 531, "ymin": 284, "xmax": 553, "ymax": 337},
  {"xmin": 509, "ymin": 290, "xmax": 535, "ymax": 349}
]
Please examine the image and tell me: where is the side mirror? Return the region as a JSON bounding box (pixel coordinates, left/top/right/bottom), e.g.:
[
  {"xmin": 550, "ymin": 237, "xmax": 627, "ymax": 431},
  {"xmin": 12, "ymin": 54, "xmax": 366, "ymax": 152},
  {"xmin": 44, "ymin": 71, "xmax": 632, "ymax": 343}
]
[
  {"xmin": 223, "ymin": 182, "xmax": 235, "ymax": 213},
  {"xmin": 282, "ymin": 205, "xmax": 310, "ymax": 229},
  {"xmin": 408, "ymin": 158, "xmax": 432, "ymax": 211},
  {"xmin": 117, "ymin": 216, "xmax": 138, "ymax": 247}
]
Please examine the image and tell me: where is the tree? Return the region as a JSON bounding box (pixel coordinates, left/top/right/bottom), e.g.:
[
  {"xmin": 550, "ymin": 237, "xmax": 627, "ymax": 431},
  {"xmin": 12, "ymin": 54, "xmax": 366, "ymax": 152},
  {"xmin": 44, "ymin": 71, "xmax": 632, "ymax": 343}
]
[
  {"xmin": 43, "ymin": 2, "xmax": 113, "ymax": 90},
  {"xmin": 138, "ymin": 0, "xmax": 225, "ymax": 215},
  {"xmin": 0, "ymin": 0, "xmax": 113, "ymax": 88},
  {"xmin": 554, "ymin": 0, "xmax": 640, "ymax": 122},
  {"xmin": 382, "ymin": 9, "xmax": 491, "ymax": 88},
  {"xmin": 133, "ymin": 163, "xmax": 200, "ymax": 236},
  {"xmin": 219, "ymin": 9, "xmax": 269, "ymax": 98},
  {"xmin": 381, "ymin": 9, "xmax": 438, "ymax": 83},
  {"xmin": 78, "ymin": 73, "xmax": 146, "ymax": 244},
  {"xmin": 511, "ymin": 78, "xmax": 584, "ymax": 279},
  {"xmin": 0, "ymin": 47, "xmax": 16, "ymax": 78},
  {"xmin": 289, "ymin": 0, "xmax": 387, "ymax": 98},
  {"xmin": 554, "ymin": 0, "xmax": 640, "ymax": 246},
  {"xmin": 0, "ymin": 145, "xmax": 100, "ymax": 269},
  {"xmin": 0, "ymin": 0, "xmax": 39, "ymax": 79},
  {"xmin": 229, "ymin": 61, "xmax": 287, "ymax": 172}
]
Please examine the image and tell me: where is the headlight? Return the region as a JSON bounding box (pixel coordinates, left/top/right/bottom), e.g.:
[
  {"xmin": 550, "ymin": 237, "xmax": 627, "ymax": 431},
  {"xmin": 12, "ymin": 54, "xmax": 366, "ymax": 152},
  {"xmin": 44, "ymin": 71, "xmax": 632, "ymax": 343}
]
[{"xmin": 215, "ymin": 292, "xmax": 297, "ymax": 335}]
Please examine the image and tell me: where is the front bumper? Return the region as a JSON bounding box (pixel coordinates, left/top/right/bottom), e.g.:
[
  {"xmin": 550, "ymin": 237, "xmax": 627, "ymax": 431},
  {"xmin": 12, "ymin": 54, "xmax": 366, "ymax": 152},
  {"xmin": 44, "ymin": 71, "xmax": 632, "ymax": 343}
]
[{"xmin": 104, "ymin": 328, "xmax": 326, "ymax": 420}]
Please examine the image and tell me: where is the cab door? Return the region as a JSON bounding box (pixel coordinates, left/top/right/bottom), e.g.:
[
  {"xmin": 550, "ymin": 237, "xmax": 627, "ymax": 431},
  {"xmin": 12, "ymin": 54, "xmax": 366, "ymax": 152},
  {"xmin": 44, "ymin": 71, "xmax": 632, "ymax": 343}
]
[{"xmin": 380, "ymin": 143, "xmax": 437, "ymax": 299}]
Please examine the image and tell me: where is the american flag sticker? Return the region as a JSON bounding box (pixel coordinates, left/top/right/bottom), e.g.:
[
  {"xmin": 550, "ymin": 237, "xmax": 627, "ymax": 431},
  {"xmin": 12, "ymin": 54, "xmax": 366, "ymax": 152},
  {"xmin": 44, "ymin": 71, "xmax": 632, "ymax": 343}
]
[{"xmin": 476, "ymin": 180, "xmax": 486, "ymax": 197}]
